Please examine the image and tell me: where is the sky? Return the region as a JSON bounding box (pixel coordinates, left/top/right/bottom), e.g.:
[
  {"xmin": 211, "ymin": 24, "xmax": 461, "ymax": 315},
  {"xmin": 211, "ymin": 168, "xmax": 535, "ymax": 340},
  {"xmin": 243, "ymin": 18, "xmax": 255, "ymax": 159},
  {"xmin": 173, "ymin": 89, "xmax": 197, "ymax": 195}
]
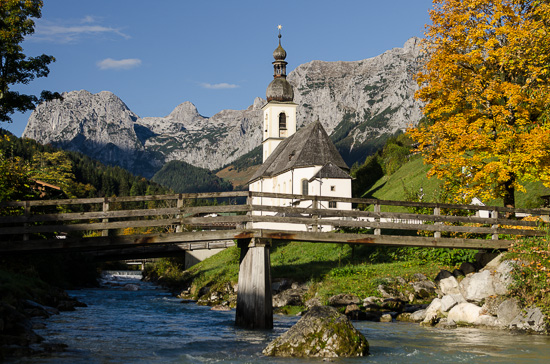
[{"xmin": 4, "ymin": 0, "xmax": 435, "ymax": 137}]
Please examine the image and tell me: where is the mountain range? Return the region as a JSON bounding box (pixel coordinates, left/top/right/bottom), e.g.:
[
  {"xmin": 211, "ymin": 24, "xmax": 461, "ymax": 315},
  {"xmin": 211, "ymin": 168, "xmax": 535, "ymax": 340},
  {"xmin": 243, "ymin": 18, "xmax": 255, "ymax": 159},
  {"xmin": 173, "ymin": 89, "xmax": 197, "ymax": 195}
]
[{"xmin": 23, "ymin": 37, "xmax": 424, "ymax": 179}]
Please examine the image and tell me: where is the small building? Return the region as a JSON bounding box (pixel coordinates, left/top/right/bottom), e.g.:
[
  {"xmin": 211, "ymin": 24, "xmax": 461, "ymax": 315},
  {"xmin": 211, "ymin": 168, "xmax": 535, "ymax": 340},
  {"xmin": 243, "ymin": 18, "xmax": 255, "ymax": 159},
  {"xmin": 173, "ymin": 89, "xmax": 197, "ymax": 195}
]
[{"xmin": 248, "ymin": 29, "xmax": 352, "ymax": 231}]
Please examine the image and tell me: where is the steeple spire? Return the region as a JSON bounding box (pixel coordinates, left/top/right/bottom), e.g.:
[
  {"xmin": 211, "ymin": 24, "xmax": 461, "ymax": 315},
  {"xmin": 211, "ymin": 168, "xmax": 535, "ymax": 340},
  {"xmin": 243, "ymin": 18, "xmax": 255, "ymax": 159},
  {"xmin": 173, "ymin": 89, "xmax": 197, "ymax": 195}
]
[
  {"xmin": 272, "ymin": 25, "xmax": 287, "ymax": 78},
  {"xmin": 266, "ymin": 25, "xmax": 293, "ymax": 102}
]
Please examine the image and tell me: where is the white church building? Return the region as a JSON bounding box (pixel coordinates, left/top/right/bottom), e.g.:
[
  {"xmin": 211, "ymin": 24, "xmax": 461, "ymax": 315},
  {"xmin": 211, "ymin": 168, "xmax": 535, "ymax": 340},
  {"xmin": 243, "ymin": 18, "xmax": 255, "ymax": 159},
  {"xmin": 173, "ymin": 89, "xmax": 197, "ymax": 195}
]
[{"xmin": 248, "ymin": 29, "xmax": 352, "ymax": 231}]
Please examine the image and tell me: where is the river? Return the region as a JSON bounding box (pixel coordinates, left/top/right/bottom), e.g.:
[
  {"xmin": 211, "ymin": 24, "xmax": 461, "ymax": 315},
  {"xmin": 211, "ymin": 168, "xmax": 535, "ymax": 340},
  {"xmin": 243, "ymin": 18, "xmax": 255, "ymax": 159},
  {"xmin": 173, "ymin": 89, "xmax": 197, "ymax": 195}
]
[{"xmin": 12, "ymin": 271, "xmax": 550, "ymax": 363}]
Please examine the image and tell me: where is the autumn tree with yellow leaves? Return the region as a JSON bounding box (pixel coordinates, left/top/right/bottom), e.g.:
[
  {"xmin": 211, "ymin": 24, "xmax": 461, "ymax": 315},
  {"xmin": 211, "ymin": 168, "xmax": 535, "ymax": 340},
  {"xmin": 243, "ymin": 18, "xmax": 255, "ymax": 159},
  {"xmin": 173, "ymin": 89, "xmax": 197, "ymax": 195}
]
[{"xmin": 409, "ymin": 0, "xmax": 550, "ymax": 208}]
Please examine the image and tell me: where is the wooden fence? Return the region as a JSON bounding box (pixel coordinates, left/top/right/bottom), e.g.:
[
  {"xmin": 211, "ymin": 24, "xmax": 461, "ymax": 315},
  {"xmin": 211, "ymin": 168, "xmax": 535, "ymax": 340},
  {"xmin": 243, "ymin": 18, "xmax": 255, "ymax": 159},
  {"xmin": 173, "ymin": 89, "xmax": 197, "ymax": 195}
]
[{"xmin": 0, "ymin": 191, "xmax": 547, "ymax": 255}]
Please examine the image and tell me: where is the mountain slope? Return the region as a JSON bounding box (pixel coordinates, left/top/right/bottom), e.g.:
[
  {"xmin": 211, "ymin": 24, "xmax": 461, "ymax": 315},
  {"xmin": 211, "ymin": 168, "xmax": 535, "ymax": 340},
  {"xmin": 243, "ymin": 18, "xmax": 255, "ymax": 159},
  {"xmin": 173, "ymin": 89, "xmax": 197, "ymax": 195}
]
[{"xmin": 23, "ymin": 38, "xmax": 424, "ymax": 177}]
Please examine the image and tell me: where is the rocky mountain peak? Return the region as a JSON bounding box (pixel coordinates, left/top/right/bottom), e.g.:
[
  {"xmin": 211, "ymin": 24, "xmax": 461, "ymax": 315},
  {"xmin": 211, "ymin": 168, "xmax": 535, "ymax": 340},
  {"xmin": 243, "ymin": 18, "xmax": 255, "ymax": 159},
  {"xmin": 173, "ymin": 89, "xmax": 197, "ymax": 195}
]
[
  {"xmin": 166, "ymin": 101, "xmax": 201, "ymax": 121},
  {"xmin": 23, "ymin": 37, "xmax": 424, "ymax": 177}
]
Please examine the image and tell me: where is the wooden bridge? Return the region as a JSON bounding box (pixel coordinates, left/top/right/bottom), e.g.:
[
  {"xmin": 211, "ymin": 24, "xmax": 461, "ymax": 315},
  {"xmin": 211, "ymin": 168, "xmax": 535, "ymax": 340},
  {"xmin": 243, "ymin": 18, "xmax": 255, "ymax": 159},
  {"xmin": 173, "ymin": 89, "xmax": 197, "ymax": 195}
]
[{"xmin": 1, "ymin": 191, "xmax": 547, "ymax": 329}]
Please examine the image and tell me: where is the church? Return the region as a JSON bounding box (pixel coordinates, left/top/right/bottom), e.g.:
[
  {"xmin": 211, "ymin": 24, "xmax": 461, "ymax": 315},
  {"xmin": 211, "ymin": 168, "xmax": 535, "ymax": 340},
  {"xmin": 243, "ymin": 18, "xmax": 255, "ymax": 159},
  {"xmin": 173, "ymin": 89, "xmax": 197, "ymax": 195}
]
[{"xmin": 248, "ymin": 28, "xmax": 352, "ymax": 231}]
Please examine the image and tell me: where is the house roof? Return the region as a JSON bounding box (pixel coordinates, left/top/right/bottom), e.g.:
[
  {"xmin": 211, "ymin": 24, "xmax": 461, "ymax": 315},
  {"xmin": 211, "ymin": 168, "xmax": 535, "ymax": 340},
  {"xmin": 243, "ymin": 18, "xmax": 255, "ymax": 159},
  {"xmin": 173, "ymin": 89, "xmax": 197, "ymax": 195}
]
[
  {"xmin": 309, "ymin": 162, "xmax": 351, "ymax": 181},
  {"xmin": 249, "ymin": 120, "xmax": 349, "ymax": 183}
]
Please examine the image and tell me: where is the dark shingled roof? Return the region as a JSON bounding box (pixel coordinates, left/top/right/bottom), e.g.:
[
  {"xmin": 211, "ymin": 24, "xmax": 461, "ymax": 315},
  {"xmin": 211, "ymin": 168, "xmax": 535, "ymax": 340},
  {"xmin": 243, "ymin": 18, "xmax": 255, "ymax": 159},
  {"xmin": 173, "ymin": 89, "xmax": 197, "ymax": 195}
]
[
  {"xmin": 309, "ymin": 162, "xmax": 351, "ymax": 181},
  {"xmin": 249, "ymin": 120, "xmax": 349, "ymax": 183}
]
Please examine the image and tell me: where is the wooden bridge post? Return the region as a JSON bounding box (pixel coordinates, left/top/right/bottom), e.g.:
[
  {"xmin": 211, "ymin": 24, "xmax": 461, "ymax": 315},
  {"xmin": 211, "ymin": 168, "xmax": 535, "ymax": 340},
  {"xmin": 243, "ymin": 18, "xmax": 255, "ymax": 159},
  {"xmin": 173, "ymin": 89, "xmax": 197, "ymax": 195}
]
[{"xmin": 235, "ymin": 237, "xmax": 273, "ymax": 329}]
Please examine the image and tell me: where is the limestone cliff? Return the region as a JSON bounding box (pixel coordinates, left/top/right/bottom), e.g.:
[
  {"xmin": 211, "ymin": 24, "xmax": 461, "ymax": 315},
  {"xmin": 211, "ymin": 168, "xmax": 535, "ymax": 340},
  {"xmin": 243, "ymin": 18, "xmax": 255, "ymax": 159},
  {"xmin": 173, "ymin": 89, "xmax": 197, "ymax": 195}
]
[{"xmin": 23, "ymin": 38, "xmax": 423, "ymax": 177}]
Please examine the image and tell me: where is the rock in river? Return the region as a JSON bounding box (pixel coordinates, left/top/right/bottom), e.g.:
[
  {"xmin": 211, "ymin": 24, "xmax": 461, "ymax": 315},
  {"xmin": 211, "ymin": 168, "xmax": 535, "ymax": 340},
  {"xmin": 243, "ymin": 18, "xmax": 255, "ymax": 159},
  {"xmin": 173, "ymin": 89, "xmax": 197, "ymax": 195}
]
[{"xmin": 263, "ymin": 306, "xmax": 369, "ymax": 358}]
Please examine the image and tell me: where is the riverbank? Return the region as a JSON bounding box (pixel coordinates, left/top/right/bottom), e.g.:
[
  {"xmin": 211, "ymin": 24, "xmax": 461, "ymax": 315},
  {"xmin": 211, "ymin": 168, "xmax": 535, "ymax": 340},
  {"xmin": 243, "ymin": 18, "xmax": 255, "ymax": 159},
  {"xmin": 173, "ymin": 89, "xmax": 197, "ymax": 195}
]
[
  {"xmin": 145, "ymin": 236, "xmax": 550, "ymax": 336},
  {"xmin": 0, "ymin": 254, "xmax": 99, "ymax": 360}
]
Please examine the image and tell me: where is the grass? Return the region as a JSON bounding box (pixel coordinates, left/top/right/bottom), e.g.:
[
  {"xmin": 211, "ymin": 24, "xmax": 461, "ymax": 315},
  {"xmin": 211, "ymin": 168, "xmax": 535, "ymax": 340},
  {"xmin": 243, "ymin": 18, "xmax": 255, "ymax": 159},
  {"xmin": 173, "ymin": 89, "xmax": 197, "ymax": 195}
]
[
  {"xmin": 363, "ymin": 155, "xmax": 550, "ymax": 209},
  {"xmin": 148, "ymin": 240, "xmax": 457, "ymax": 304}
]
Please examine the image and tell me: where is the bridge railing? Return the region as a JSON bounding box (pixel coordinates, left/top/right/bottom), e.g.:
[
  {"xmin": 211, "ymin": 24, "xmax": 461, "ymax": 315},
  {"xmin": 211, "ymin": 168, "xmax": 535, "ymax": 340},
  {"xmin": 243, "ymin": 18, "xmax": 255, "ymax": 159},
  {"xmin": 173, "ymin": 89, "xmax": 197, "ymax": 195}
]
[{"xmin": 0, "ymin": 191, "xmax": 548, "ymax": 253}]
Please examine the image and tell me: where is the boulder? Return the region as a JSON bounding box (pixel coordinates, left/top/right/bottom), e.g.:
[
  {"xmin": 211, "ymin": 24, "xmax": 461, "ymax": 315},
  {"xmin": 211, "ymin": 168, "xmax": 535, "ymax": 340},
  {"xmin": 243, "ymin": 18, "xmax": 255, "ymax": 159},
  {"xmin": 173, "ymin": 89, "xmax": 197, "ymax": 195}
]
[
  {"xmin": 509, "ymin": 307, "xmax": 548, "ymax": 333},
  {"xmin": 435, "ymin": 318, "xmax": 457, "ymax": 329},
  {"xmin": 377, "ymin": 285, "xmax": 407, "ymax": 301},
  {"xmin": 344, "ymin": 304, "xmax": 367, "ymax": 320},
  {"xmin": 380, "ymin": 314, "xmax": 393, "ymax": 322},
  {"xmin": 439, "ymin": 276, "xmax": 461, "ymax": 295},
  {"xmin": 263, "ymin": 306, "xmax": 369, "ymax": 357},
  {"xmin": 492, "ymin": 261, "xmax": 515, "ymax": 295},
  {"xmin": 409, "ymin": 309, "xmax": 427, "ymax": 322},
  {"xmin": 410, "ymin": 280, "xmax": 436, "ymax": 299},
  {"xmin": 447, "ymin": 303, "xmax": 482, "ymax": 324},
  {"xmin": 480, "ymin": 295, "xmax": 506, "ymax": 316},
  {"xmin": 211, "ymin": 305, "xmax": 231, "ymax": 311},
  {"xmin": 497, "ymin": 298, "xmax": 521, "ymax": 326},
  {"xmin": 435, "ymin": 269, "xmax": 453, "ymax": 282},
  {"xmin": 474, "ymin": 314, "xmax": 501, "ymax": 328},
  {"xmin": 272, "ymin": 289, "xmax": 304, "ymax": 308},
  {"xmin": 421, "ymin": 298, "xmax": 442, "ymax": 326},
  {"xmin": 459, "ymin": 262, "xmax": 477, "ymax": 275},
  {"xmin": 452, "ymin": 269, "xmax": 465, "ymax": 278},
  {"xmin": 305, "ymin": 297, "xmax": 322, "ymax": 309},
  {"xmin": 328, "ymin": 294, "xmax": 360, "ymax": 307},
  {"xmin": 475, "ymin": 252, "xmax": 501, "ymax": 270},
  {"xmin": 459, "ymin": 270, "xmax": 496, "ymax": 302},
  {"xmin": 440, "ymin": 294, "xmax": 465, "ymax": 313},
  {"xmin": 381, "ymin": 298, "xmax": 406, "ymax": 312},
  {"xmin": 122, "ymin": 284, "xmax": 140, "ymax": 291},
  {"xmin": 395, "ymin": 312, "xmax": 412, "ymax": 322}
]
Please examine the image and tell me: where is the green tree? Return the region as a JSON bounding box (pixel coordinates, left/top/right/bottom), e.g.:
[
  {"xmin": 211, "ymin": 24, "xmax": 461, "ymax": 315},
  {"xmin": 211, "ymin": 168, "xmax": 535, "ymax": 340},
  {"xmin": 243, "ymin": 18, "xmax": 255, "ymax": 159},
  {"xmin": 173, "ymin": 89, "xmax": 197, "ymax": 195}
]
[{"xmin": 0, "ymin": 0, "xmax": 60, "ymax": 122}]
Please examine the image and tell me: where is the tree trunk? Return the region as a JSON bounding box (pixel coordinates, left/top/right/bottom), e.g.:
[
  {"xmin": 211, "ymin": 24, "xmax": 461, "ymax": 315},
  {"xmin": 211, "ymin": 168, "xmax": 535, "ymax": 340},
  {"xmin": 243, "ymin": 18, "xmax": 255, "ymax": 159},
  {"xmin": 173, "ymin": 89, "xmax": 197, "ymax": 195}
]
[{"xmin": 503, "ymin": 177, "xmax": 515, "ymax": 218}]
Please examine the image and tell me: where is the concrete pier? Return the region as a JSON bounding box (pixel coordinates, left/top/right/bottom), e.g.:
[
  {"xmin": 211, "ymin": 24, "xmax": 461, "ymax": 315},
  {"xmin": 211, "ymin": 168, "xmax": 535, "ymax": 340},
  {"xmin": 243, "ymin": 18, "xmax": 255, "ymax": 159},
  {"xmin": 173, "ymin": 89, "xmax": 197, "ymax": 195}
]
[{"xmin": 235, "ymin": 238, "xmax": 273, "ymax": 329}]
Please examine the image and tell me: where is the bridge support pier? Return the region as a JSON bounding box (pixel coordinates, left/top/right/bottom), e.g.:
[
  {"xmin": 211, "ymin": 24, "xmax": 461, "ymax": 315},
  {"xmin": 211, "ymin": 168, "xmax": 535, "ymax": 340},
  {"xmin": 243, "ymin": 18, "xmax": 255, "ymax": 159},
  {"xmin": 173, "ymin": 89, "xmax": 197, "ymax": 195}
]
[{"xmin": 235, "ymin": 237, "xmax": 273, "ymax": 329}]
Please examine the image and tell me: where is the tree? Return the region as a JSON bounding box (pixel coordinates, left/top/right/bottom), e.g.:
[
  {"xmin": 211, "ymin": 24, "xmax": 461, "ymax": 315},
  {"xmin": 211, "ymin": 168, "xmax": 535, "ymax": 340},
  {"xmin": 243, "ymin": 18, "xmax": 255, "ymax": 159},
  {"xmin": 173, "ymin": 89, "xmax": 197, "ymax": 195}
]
[
  {"xmin": 0, "ymin": 0, "xmax": 60, "ymax": 122},
  {"xmin": 409, "ymin": 0, "xmax": 550, "ymax": 208}
]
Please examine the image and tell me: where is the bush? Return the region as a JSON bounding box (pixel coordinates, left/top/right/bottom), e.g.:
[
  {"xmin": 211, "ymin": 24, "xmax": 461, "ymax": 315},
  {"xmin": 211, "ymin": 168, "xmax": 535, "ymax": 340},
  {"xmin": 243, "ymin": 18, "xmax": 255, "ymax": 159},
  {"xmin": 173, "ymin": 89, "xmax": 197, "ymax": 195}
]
[{"xmin": 506, "ymin": 234, "xmax": 550, "ymax": 317}]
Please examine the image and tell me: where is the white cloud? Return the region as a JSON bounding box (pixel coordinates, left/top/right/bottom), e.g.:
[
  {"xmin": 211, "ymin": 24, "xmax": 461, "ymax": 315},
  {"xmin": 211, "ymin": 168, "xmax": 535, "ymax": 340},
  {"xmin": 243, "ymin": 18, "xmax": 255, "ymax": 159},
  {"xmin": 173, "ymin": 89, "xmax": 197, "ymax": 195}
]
[
  {"xmin": 32, "ymin": 18, "xmax": 129, "ymax": 43},
  {"xmin": 97, "ymin": 58, "xmax": 142, "ymax": 70},
  {"xmin": 200, "ymin": 82, "xmax": 239, "ymax": 90},
  {"xmin": 81, "ymin": 15, "xmax": 97, "ymax": 24}
]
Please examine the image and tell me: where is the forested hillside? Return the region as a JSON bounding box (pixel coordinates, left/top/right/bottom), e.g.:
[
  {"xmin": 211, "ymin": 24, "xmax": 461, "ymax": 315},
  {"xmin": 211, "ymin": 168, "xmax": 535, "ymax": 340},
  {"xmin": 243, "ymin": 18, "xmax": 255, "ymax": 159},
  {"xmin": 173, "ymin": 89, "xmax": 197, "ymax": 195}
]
[
  {"xmin": 0, "ymin": 129, "xmax": 168, "ymax": 201},
  {"xmin": 152, "ymin": 160, "xmax": 233, "ymax": 194}
]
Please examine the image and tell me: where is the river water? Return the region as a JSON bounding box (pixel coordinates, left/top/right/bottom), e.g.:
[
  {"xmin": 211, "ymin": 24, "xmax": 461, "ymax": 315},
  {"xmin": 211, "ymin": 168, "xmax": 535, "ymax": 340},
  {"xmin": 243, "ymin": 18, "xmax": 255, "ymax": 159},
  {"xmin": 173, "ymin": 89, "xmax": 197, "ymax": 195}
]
[{"xmin": 13, "ymin": 271, "xmax": 550, "ymax": 363}]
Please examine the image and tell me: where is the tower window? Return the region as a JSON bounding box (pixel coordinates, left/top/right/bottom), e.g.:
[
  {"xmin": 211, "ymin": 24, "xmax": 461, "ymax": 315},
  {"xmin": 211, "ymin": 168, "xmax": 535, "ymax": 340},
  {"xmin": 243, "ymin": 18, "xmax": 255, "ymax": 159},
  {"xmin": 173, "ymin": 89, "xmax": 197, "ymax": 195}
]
[
  {"xmin": 329, "ymin": 201, "xmax": 337, "ymax": 208},
  {"xmin": 301, "ymin": 179, "xmax": 309, "ymax": 196},
  {"xmin": 279, "ymin": 112, "xmax": 287, "ymax": 130}
]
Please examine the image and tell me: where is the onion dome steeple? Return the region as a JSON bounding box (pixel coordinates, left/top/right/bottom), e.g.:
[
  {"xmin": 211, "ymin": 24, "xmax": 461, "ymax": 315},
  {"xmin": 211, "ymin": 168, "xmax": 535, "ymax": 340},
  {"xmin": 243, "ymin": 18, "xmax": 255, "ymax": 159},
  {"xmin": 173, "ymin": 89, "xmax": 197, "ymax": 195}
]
[{"xmin": 266, "ymin": 25, "xmax": 294, "ymax": 102}]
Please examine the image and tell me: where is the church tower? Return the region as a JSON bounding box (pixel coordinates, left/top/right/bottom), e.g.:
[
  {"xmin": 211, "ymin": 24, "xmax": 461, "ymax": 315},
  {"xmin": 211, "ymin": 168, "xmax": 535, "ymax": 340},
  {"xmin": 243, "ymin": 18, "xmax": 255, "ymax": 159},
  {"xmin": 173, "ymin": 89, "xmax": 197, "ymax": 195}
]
[{"xmin": 262, "ymin": 26, "xmax": 297, "ymax": 162}]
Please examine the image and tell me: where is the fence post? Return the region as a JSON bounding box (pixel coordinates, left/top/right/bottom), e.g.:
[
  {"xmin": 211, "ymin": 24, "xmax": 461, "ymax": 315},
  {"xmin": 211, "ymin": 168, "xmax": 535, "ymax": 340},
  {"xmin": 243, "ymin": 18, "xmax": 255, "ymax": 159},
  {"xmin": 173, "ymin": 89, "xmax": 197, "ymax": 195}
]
[
  {"xmin": 374, "ymin": 201, "xmax": 381, "ymax": 235},
  {"xmin": 492, "ymin": 210, "xmax": 499, "ymax": 240},
  {"xmin": 247, "ymin": 191, "xmax": 253, "ymax": 229},
  {"xmin": 434, "ymin": 206, "xmax": 441, "ymax": 238},
  {"xmin": 176, "ymin": 194, "xmax": 183, "ymax": 233},
  {"xmin": 312, "ymin": 195, "xmax": 319, "ymax": 232},
  {"xmin": 23, "ymin": 200, "xmax": 30, "ymax": 241},
  {"xmin": 102, "ymin": 197, "xmax": 110, "ymax": 237}
]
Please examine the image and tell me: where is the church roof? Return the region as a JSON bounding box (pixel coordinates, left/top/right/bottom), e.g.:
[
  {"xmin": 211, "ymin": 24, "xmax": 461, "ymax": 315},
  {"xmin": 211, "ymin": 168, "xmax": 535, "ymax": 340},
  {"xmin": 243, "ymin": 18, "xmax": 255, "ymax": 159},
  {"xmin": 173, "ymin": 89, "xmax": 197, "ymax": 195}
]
[
  {"xmin": 309, "ymin": 162, "xmax": 351, "ymax": 181},
  {"xmin": 249, "ymin": 120, "xmax": 349, "ymax": 183}
]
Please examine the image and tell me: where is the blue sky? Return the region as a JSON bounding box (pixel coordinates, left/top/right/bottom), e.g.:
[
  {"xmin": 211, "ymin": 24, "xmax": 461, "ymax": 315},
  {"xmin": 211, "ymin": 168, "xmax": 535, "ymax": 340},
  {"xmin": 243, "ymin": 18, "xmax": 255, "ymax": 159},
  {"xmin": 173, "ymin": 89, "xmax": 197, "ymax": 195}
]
[{"xmin": 5, "ymin": 0, "xmax": 434, "ymax": 136}]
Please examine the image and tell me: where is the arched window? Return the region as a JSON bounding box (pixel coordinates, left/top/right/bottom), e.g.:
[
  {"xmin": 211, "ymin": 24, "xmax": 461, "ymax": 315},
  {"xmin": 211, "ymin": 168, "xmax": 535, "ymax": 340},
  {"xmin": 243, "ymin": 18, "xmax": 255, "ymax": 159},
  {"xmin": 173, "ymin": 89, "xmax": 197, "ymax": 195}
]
[
  {"xmin": 279, "ymin": 112, "xmax": 286, "ymax": 130},
  {"xmin": 301, "ymin": 179, "xmax": 309, "ymax": 196}
]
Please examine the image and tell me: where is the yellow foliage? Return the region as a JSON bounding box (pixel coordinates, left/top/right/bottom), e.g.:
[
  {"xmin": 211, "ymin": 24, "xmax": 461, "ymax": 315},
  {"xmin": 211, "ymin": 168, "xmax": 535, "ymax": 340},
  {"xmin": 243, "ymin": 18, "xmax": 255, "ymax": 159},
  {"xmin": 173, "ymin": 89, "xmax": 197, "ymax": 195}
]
[{"xmin": 409, "ymin": 0, "xmax": 550, "ymax": 207}]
